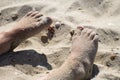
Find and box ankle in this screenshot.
[67,53,93,79]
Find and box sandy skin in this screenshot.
[0,11,98,80]
[0,11,52,55]
[39,28,98,80]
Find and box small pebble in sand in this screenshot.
[11,13,18,20]
[114,36,119,41]
[110,55,116,61]
[46,71,49,74]
[78,7,82,10]
[70,30,75,37]
[5,18,10,21]
[99,2,101,4]
[48,27,55,33]
[98,40,101,42]
[0,10,2,15]
[55,22,61,29]
[47,27,55,40]
[41,36,48,43]
[69,30,75,40]
[106,61,112,67]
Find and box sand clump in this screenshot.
[0,0,120,80]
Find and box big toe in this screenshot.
[41,17,52,25]
[75,26,84,36]
[46,17,52,25]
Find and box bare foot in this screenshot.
[70,28,98,79]
[39,28,98,80]
[0,11,52,54]
[10,11,52,50]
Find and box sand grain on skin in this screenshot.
[0,0,120,80]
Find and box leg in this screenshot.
[0,11,52,55]
[39,28,98,80]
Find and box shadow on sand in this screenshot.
[92,64,100,78]
[0,49,52,70]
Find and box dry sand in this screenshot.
[0,0,120,80]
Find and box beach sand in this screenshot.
[0,0,120,80]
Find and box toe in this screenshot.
[34,13,43,18]
[93,35,99,42]
[45,17,52,24]
[77,26,84,31]
[81,28,88,35]
[36,17,52,26]
[26,11,33,16]
[93,35,99,48]
[89,31,96,40]
[36,17,42,21]
[74,27,83,36]
[30,11,39,17]
[85,29,92,36]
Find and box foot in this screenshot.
[12,11,52,37]
[6,11,52,51]
[70,28,98,79]
[39,28,98,80]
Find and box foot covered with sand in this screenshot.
[40,27,98,80]
[70,27,99,79]
[10,11,52,50]
[0,11,52,53]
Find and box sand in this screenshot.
[0,0,120,80]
